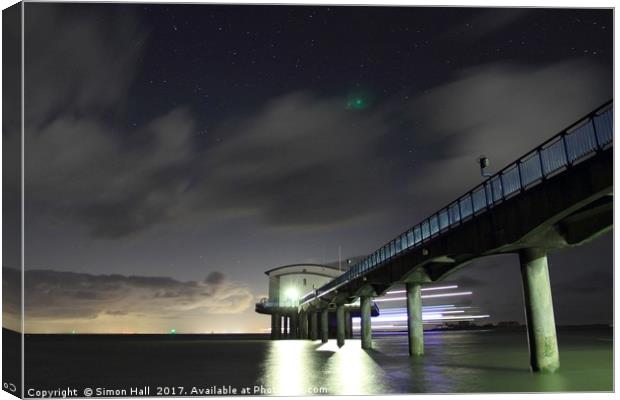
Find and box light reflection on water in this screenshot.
[258,330,613,395]
[319,340,386,395]
[260,339,386,395]
[261,341,309,395]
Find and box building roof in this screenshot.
[263,263,342,276]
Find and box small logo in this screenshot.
[3,382,17,393]
[83,388,93,397]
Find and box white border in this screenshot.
[0,2,616,400]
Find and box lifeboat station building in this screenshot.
[255,263,378,341]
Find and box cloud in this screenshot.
[23,5,192,238]
[24,4,404,239]
[27,90,400,238]
[23,4,612,240]
[401,59,612,213]
[24,5,201,238]
[441,9,530,43]
[24,4,145,124]
[205,271,226,285]
[3,268,254,325]
[192,92,398,227]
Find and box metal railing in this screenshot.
[300,101,613,305]
[256,297,299,308]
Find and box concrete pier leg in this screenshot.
[336,304,346,347]
[273,314,281,340]
[519,248,560,373]
[291,313,298,339]
[310,311,318,341]
[360,296,372,350]
[345,310,352,339]
[284,316,289,338]
[320,310,329,343]
[300,312,308,339]
[270,315,277,340]
[406,282,424,356]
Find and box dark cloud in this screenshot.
[104,310,129,316]
[441,9,530,43]
[193,92,398,227]
[2,267,21,317]
[26,89,399,238]
[24,4,145,124]
[3,268,254,325]
[205,271,226,285]
[401,59,612,215]
[408,60,611,161]
[25,105,198,239]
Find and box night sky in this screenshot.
[5,3,613,333]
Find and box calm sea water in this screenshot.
[23,328,612,396]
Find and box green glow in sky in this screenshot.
[346,96,368,110]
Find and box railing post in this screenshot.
[517,161,524,192]
[484,183,491,209]
[499,175,505,199]
[590,117,601,149]
[538,147,546,179]
[562,134,571,166]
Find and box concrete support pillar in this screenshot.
[290,313,298,339]
[286,316,291,338]
[519,248,560,373]
[336,304,346,347]
[270,315,277,340]
[310,311,318,341]
[345,310,353,339]
[300,312,308,339]
[320,310,329,343]
[406,282,424,356]
[289,316,292,338]
[273,314,281,340]
[360,296,372,350]
[283,316,289,338]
